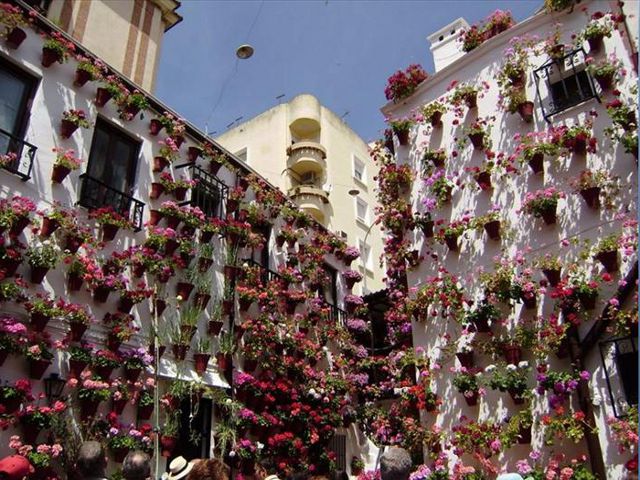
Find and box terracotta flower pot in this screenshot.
[125,367,142,382]
[149,119,163,136]
[10,216,30,236]
[149,182,164,199]
[521,295,537,310]
[527,153,544,174]
[444,233,459,251]
[112,398,127,414]
[580,187,600,209]
[41,46,62,67]
[95,365,114,380]
[64,234,84,254]
[222,299,234,315]
[102,223,119,241]
[472,316,491,333]
[580,292,597,310]
[543,268,561,287]
[187,146,201,163]
[484,220,501,240]
[175,282,194,301]
[138,404,154,420]
[243,358,257,372]
[6,27,27,49]
[80,399,100,421]
[474,171,492,190]
[455,351,474,368]
[194,353,211,375]
[209,161,223,176]
[74,69,93,88]
[173,186,188,201]
[587,34,604,53]
[65,273,82,293]
[95,88,112,107]
[68,359,88,378]
[172,135,185,148]
[153,156,170,172]
[518,101,534,123]
[194,293,211,310]
[60,119,78,139]
[226,199,239,213]
[208,320,224,335]
[463,391,479,406]
[160,435,178,458]
[154,299,167,317]
[223,265,239,281]
[165,215,181,230]
[509,388,526,405]
[503,344,522,365]
[464,92,477,108]
[518,425,532,444]
[69,322,88,341]
[468,132,485,150]
[40,217,60,237]
[429,111,443,127]
[93,286,112,303]
[0,257,21,277]
[595,72,615,91]
[420,220,434,238]
[29,358,51,379]
[216,353,231,371]
[541,208,557,225]
[124,105,140,119]
[30,266,49,284]
[395,129,409,146]
[30,312,50,332]
[595,250,619,272]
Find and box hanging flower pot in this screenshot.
[444,233,459,251]
[226,199,239,213]
[527,153,544,174]
[198,257,213,272]
[41,46,62,67]
[239,298,253,312]
[483,220,501,240]
[64,234,83,254]
[102,224,119,241]
[132,264,145,278]
[395,130,410,146]
[60,119,79,139]
[194,293,211,310]
[117,297,134,314]
[472,316,491,333]
[153,156,170,173]
[0,257,21,277]
[384,137,395,154]
[30,266,49,284]
[172,187,188,201]
[6,27,27,49]
[40,217,60,237]
[463,391,479,406]
[244,358,257,372]
[149,183,164,199]
[124,105,140,119]
[10,216,30,236]
[194,353,211,375]
[222,299,234,316]
[208,320,224,336]
[474,171,492,190]
[594,72,615,91]
[566,134,588,156]
[180,325,197,341]
[521,295,537,310]
[95,364,114,380]
[80,399,100,421]
[21,423,39,444]
[149,119,163,136]
[464,92,477,108]
[200,230,214,243]
[69,322,88,341]
[502,344,521,365]
[30,312,50,332]
[154,299,167,317]
[175,282,194,301]
[542,268,561,287]
[95,87,112,107]
[187,146,202,163]
[548,43,565,61]
[587,34,604,53]
[595,250,618,272]
[172,343,189,361]
[28,358,51,379]
[93,286,112,303]
[149,344,166,359]
[138,404,154,420]
[518,101,535,123]
[430,111,443,126]
[209,160,223,176]
[124,367,142,382]
[420,220,434,238]
[216,353,231,370]
[160,435,178,458]
[166,215,181,230]
[172,135,185,148]
[580,292,597,310]
[68,359,88,378]
[223,265,239,281]
[579,187,600,209]
[468,132,485,150]
[74,69,93,88]
[112,398,127,414]
[455,351,474,368]
[508,388,526,405]
[518,425,532,444]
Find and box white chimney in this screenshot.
[427,18,469,72]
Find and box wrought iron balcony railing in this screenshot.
[0,127,36,181]
[78,174,145,231]
[242,258,282,285]
[176,163,228,219]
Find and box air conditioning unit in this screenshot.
[300,171,318,185]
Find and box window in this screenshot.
[533,48,597,121]
[80,119,144,227]
[0,57,37,179]
[353,156,366,184]
[190,165,227,219]
[600,335,638,418]
[322,263,338,305]
[359,240,371,271]
[328,434,346,472]
[356,197,368,223]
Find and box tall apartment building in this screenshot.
[378,0,637,477]
[216,94,385,294]
[25,0,182,91]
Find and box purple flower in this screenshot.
[579,370,591,381]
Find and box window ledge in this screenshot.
[356,217,370,229]
[353,175,368,191]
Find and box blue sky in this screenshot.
[155,1,540,143]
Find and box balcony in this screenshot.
[288,185,329,223]
[0,127,36,181]
[286,141,327,175]
[178,164,228,219]
[78,174,145,231]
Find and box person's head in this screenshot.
[0,455,34,480]
[185,459,229,480]
[379,448,412,480]
[122,451,151,480]
[76,441,107,478]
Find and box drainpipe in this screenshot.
[567,262,638,479]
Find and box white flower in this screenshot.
[176,295,183,302]
[225,398,232,405]
[322,346,329,352]
[518,361,529,369]
[308,388,316,396]
[506,364,517,371]
[485,364,496,373]
[229,451,236,458]
[256,442,264,451]
[42,240,51,246]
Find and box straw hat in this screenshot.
[167,457,194,480]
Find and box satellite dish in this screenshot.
[236,44,254,59]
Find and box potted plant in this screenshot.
[24,333,53,379]
[472,209,501,240]
[579,14,614,53]
[0,379,32,414]
[486,362,530,404]
[605,98,637,132]
[60,109,90,138]
[426,169,454,206]
[542,26,564,61]
[160,411,181,457]
[122,347,153,382]
[570,169,616,209]
[51,147,82,183]
[95,74,126,107]
[422,148,446,169]
[41,31,75,67]
[535,255,562,287]
[67,343,92,378]
[414,212,434,238]
[521,187,565,225]
[58,299,92,340]
[384,64,428,103]
[553,122,596,156]
[452,368,482,406]
[74,57,101,87]
[89,206,134,241]
[593,233,620,272]
[208,301,225,336]
[516,132,559,174]
[351,457,365,476]
[586,54,622,91]
[25,242,59,283]
[421,101,446,127]
[0,3,29,49]
[119,91,150,120]
[464,301,499,332]
[388,117,415,146]
[217,332,235,371]
[449,83,480,109]
[193,335,211,375]
[437,219,469,252]
[464,118,490,150]
[24,294,59,331]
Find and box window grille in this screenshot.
[599,335,638,418]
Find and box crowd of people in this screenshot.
[0,443,422,480]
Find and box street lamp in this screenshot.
[44,373,66,404]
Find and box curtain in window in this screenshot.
[0,68,29,154]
